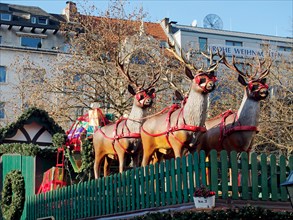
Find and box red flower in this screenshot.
[193,185,216,198]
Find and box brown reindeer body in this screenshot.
[93,94,151,178]
[141,63,222,166]
[93,60,159,178]
[198,55,271,155]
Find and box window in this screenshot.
[31,17,37,24]
[0,102,5,119]
[0,13,11,21]
[0,66,7,83]
[21,37,42,48]
[199,37,207,52]
[0,36,2,44]
[226,40,242,47]
[38,17,48,25]
[277,46,292,52]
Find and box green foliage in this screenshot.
[134,206,293,220]
[1,170,25,220]
[52,133,67,149]
[0,143,56,157]
[76,138,94,182]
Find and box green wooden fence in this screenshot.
[25,150,293,220]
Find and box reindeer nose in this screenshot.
[144,97,152,106]
[205,81,215,91]
[259,88,268,98]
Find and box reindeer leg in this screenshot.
[94,153,104,179]
[103,157,111,177]
[142,148,155,167]
[117,152,125,174]
[173,146,182,159]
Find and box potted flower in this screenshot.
[193,185,216,208]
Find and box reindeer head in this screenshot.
[167,42,223,94]
[116,59,159,108]
[222,54,272,101]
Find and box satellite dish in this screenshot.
[203,14,223,30]
[191,20,198,27]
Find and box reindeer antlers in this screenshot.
[168,39,224,73]
[222,52,272,80]
[116,57,160,91]
[167,39,198,71]
[116,58,140,89]
[201,49,224,72]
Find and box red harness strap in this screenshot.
[97,117,141,155]
[141,103,207,148]
[216,110,259,150]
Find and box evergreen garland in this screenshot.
[78,138,94,181]
[52,133,67,149]
[0,143,56,157]
[1,170,25,220]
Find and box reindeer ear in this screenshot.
[175,90,184,101]
[148,88,155,95]
[185,66,194,80]
[238,75,247,86]
[128,85,136,95]
[260,78,267,84]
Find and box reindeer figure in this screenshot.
[140,48,223,166]
[197,54,272,154]
[93,60,159,178]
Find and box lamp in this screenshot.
[280,170,293,208]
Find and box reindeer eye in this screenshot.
[252,84,259,91]
[138,95,144,100]
[199,78,206,84]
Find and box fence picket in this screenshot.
[117,174,122,212]
[160,162,166,206]
[260,154,269,200]
[170,158,177,205]
[109,175,114,214]
[126,170,131,212]
[181,156,189,203]
[210,150,218,196]
[230,151,239,199]
[98,178,102,215]
[240,152,249,200]
[279,155,288,201]
[220,150,229,199]
[200,151,207,186]
[165,160,171,205]
[155,163,160,207]
[187,154,195,201]
[113,174,118,213]
[105,176,109,214]
[270,154,278,201]
[150,164,155,207]
[140,167,145,209]
[193,152,200,188]
[130,169,135,211]
[135,168,140,210]
[176,157,183,203]
[251,152,259,200]
[145,166,150,208]
[122,172,127,212]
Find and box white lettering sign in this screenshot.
[209,45,289,59]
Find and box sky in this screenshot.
[7,0,293,38]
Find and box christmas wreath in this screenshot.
[1,170,25,220]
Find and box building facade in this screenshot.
[160,17,292,61]
[0,2,80,126]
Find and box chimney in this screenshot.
[63,1,78,22]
